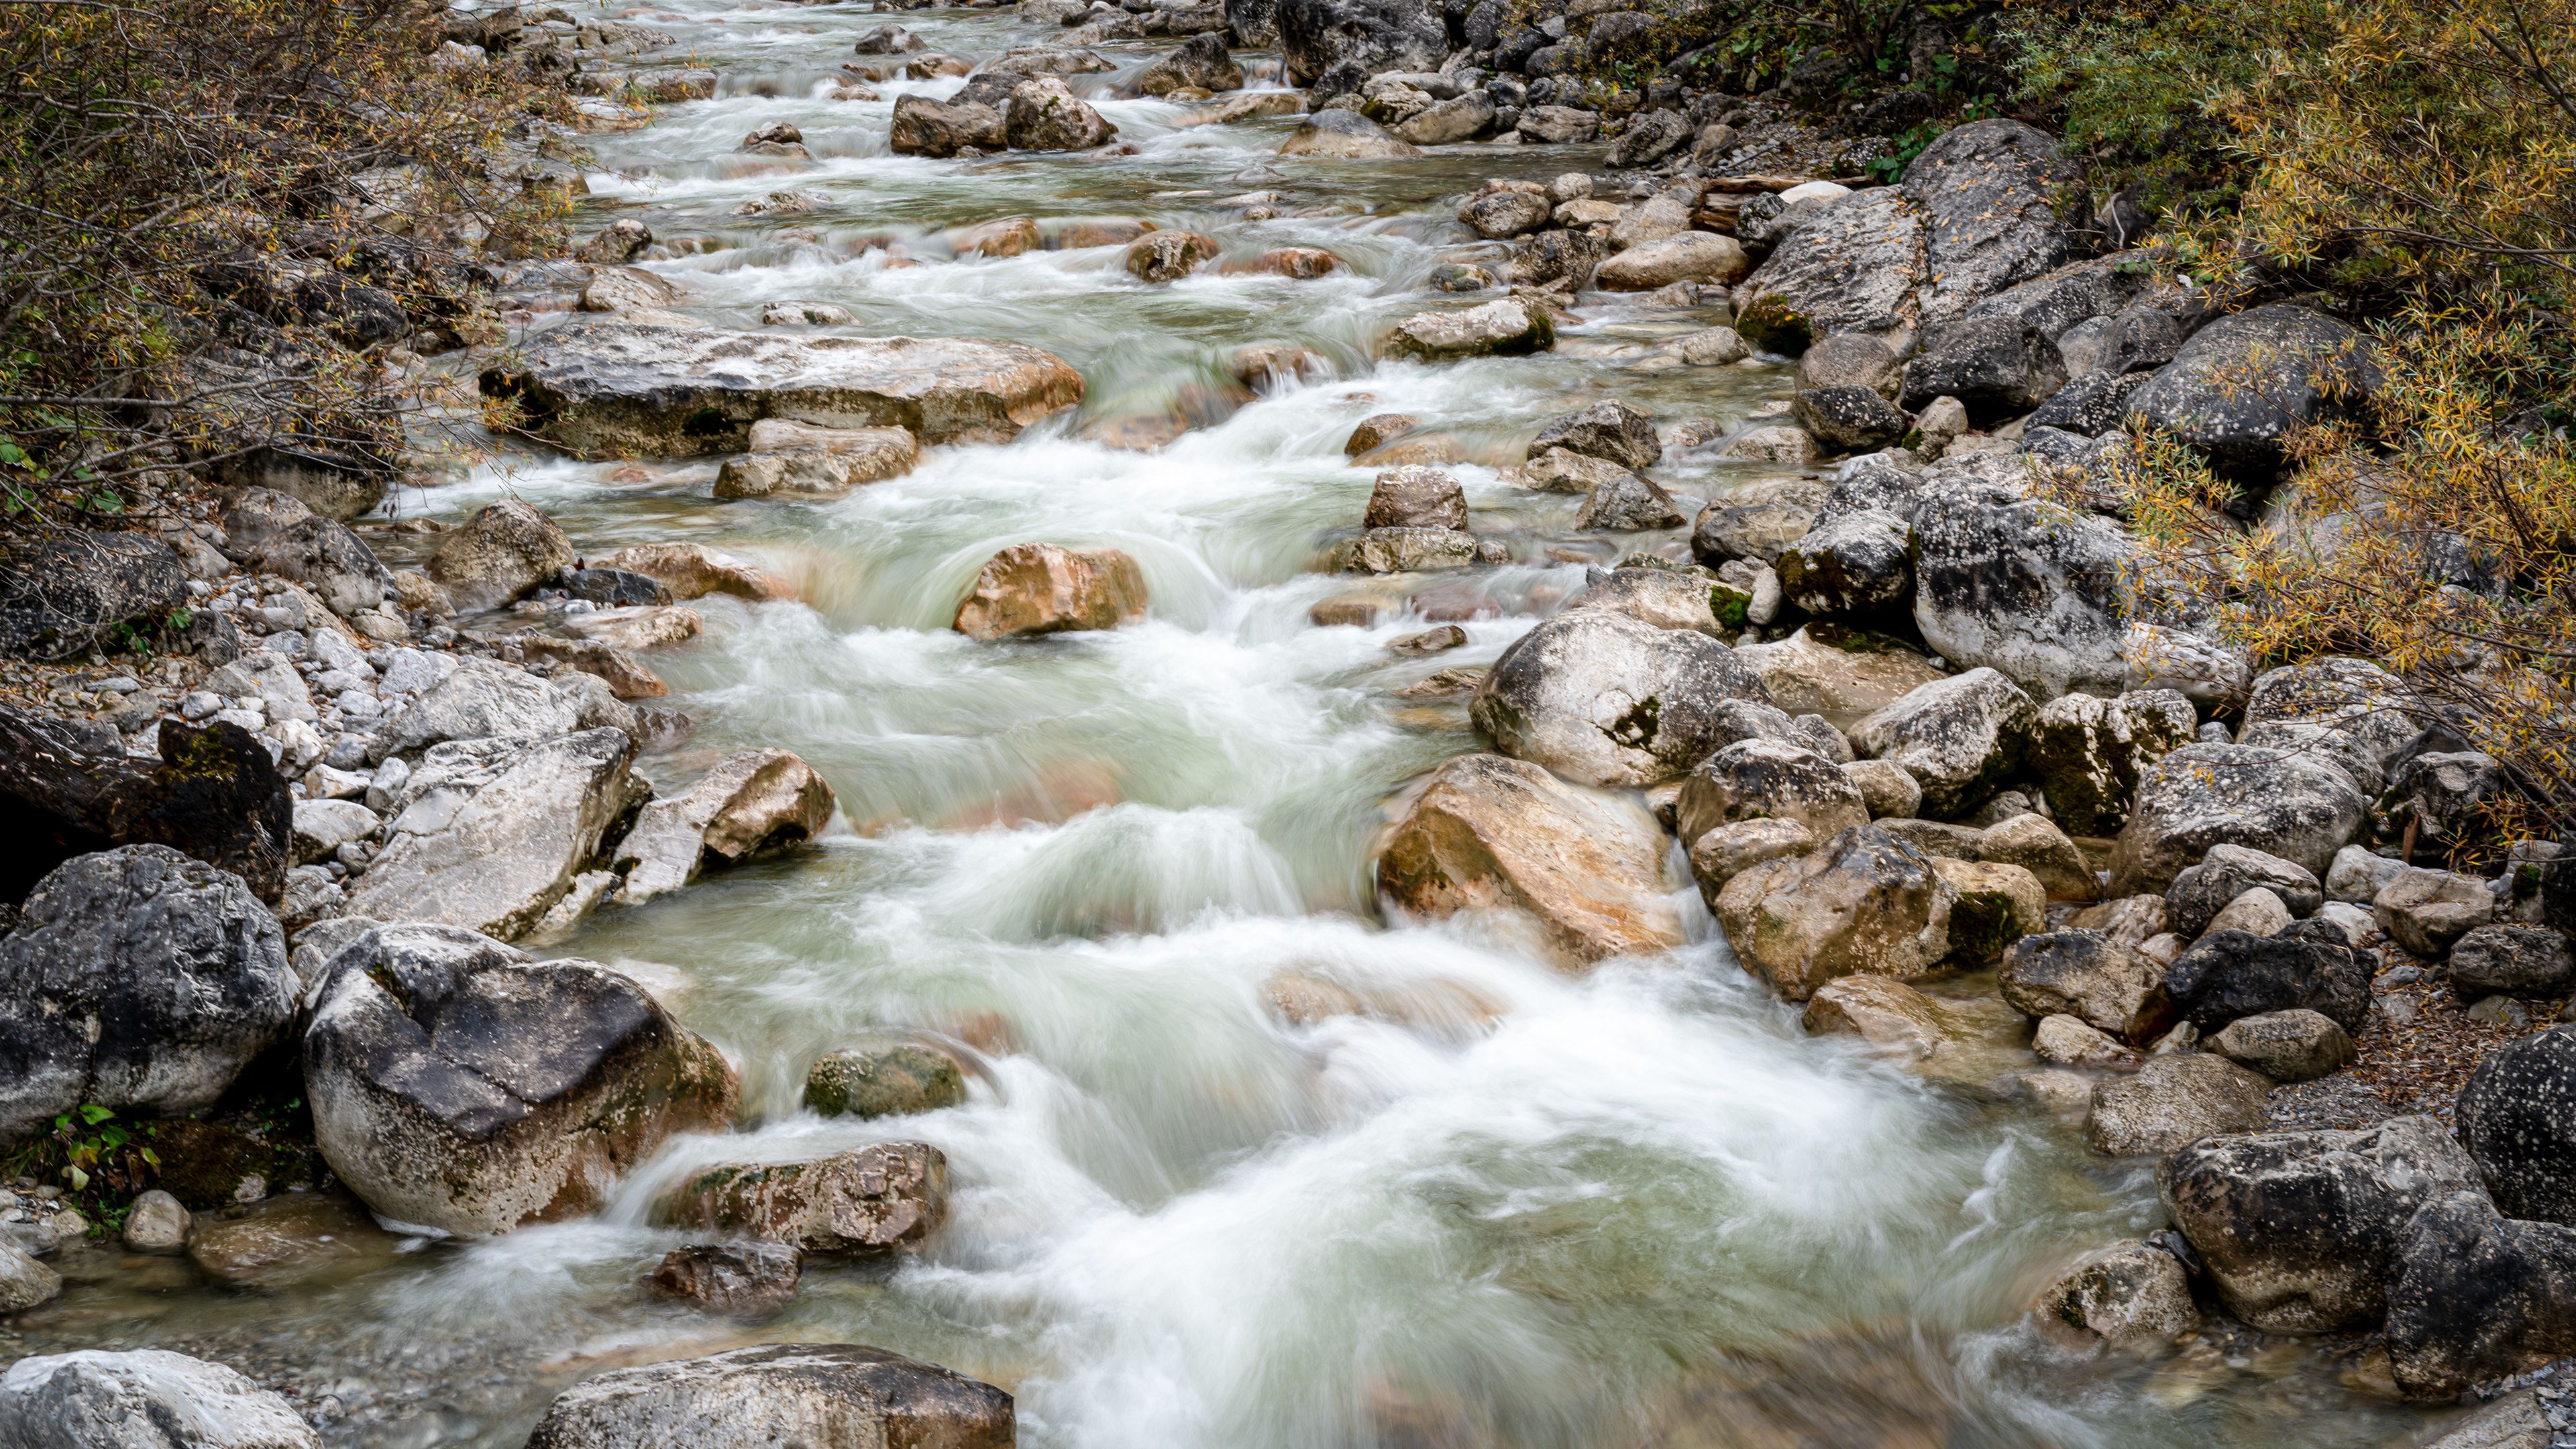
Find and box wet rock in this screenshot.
[184,1189,401,1289]
[1715,824,1955,1000]
[2386,1191,2576,1399]
[1345,414,1417,456]
[1734,189,1927,351]
[1004,76,1117,149]
[1900,119,2088,325]
[1124,229,1220,282]
[1898,317,2069,425]
[1572,568,1725,635]
[1377,752,1682,966]
[2125,305,2382,482]
[1909,470,2139,699]
[1279,108,1421,158]
[2457,1025,2576,1225]
[1688,479,1828,565]
[2042,1240,2199,1349]
[1731,625,1946,718]
[647,1241,803,1317]
[1936,857,2047,965]
[2208,1008,2353,1082]
[579,265,680,315]
[2165,844,2326,938]
[1998,928,2164,1038]
[2158,1115,2479,1332]
[1790,386,1909,456]
[1510,227,1603,289]
[1796,332,1904,399]
[1978,811,2094,901]
[889,93,1007,156]
[1365,466,1468,531]
[0,1239,61,1311]
[346,728,642,941]
[1529,400,1660,471]
[2107,743,2370,896]
[2027,689,2198,835]
[1515,104,1600,144]
[1687,818,1815,895]
[121,1190,190,1253]
[574,218,653,265]
[2162,928,2373,1034]
[2412,1391,2551,1449]
[1250,246,1342,279]
[592,543,788,602]
[0,531,189,663]
[667,1142,947,1254]
[1849,667,2035,820]
[617,749,837,902]
[482,319,1084,455]
[952,543,1147,641]
[0,707,291,904]
[1713,424,1821,465]
[1841,758,1921,820]
[1468,608,1773,788]
[556,566,672,608]
[523,1344,1011,1449]
[2451,925,2576,999]
[0,846,296,1143]
[2088,1051,2271,1156]
[1574,472,1686,531]
[1679,327,1751,366]
[1327,527,1477,573]
[1135,32,1240,94]
[1776,508,1909,616]
[1595,233,1750,291]
[305,923,739,1236]
[1675,738,1868,849]
[804,1044,967,1118]
[1385,298,1553,359]
[0,1350,319,1448]
[2373,867,2494,957]
[714,420,918,498]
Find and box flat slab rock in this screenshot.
[525,1344,1012,1449]
[482,319,1085,458]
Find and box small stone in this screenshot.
[647,1241,803,1317]
[2208,1008,2355,1083]
[2087,1052,2273,1157]
[1840,759,1921,820]
[2043,1240,2199,1349]
[121,1190,190,1253]
[2033,1014,2139,1070]
[2204,886,2294,940]
[802,1045,967,1120]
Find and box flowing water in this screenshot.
[4,6,2463,1446]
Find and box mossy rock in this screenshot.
[1709,584,1751,629]
[1807,622,1915,656]
[139,1118,323,1211]
[1734,294,1812,356]
[802,1045,967,1120]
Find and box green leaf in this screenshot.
[78,1104,114,1125]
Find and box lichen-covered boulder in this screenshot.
[1909,471,2139,699]
[2027,689,2198,835]
[2125,305,2382,482]
[2457,1025,2576,1226]
[2040,1240,2200,1350]
[303,923,739,1236]
[1377,753,1682,966]
[2385,1191,2576,1401]
[2161,928,2373,1034]
[2107,743,2369,896]
[1998,928,2164,1038]
[2237,657,2425,797]
[0,846,296,1143]
[1527,400,1660,470]
[1900,119,2090,325]
[1470,609,1774,788]
[523,1345,1011,1449]
[2088,1052,2271,1157]
[665,1143,946,1254]
[1849,667,2036,820]
[1733,189,1927,352]
[2158,1116,2479,1332]
[1275,0,1444,83]
[2165,843,2325,938]
[2208,1009,2353,1083]
[1674,737,1868,849]
[1776,508,1911,617]
[0,1349,321,1449]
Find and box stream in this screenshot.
[3,4,2453,1446]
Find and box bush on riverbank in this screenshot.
[2012,0,2576,844]
[0,0,572,539]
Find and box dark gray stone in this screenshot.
[1776,508,1910,617]
[2162,928,2374,1033]
[1900,119,2090,323]
[0,533,189,662]
[2450,925,2576,1000]
[2457,1024,2576,1226]
[1276,0,1445,84]
[2166,843,2326,938]
[2386,1191,2576,1400]
[1898,317,2069,425]
[2125,304,2383,482]
[1528,399,1660,470]
[1790,385,1909,454]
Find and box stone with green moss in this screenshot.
[803,1046,966,1120]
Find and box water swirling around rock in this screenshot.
[5,3,2436,1446]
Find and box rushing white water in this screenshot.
[8,5,2448,1446]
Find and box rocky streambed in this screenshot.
[1,0,2571,1446]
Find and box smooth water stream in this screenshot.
[5,5,2458,1446]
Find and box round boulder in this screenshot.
[1469,608,1774,788]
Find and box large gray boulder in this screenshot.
[2237,657,2425,798]
[345,728,643,942]
[1776,508,1911,616]
[370,653,631,762]
[1469,609,1774,788]
[523,1345,1012,1449]
[1849,667,2036,819]
[2386,1192,2576,1400]
[2457,1025,2576,1226]
[1275,0,1444,83]
[2162,928,2373,1034]
[1998,928,2164,1038]
[2107,742,2369,895]
[481,319,1085,457]
[1732,189,1927,353]
[1898,317,2069,425]
[303,923,739,1236]
[0,531,189,663]
[2165,843,2324,937]
[2125,304,2382,482]
[1901,119,2090,325]
[0,1349,321,1449]
[2087,1052,2271,1157]
[2157,1116,2480,1332]
[0,846,296,1143]
[426,499,574,613]
[1909,470,2139,699]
